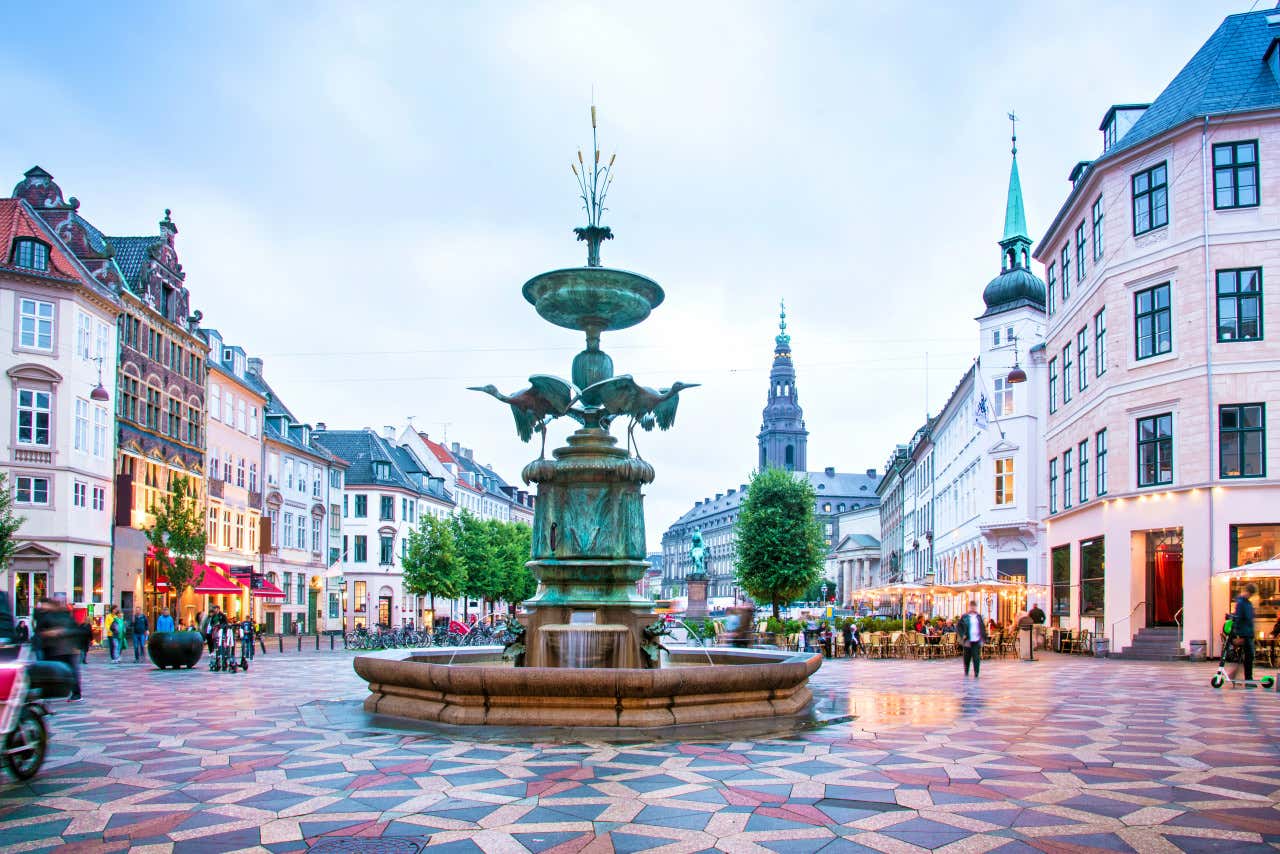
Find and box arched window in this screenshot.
[784,445,795,469]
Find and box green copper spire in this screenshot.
[774,298,791,353]
[1002,111,1028,243]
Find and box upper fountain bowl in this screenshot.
[523,267,665,332]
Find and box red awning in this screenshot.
[192,564,245,595]
[253,579,286,599]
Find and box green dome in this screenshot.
[982,265,1046,314]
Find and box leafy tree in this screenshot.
[403,514,464,614]
[494,522,535,612]
[452,512,496,617]
[0,473,26,572]
[146,475,207,614]
[734,467,826,619]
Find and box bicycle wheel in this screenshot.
[4,707,47,781]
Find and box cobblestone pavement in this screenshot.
[1,649,1278,853]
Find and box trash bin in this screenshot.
[1188,640,1207,662]
[1092,637,1110,657]
[1018,625,1034,660]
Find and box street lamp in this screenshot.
[89,356,111,402]
[820,582,828,605]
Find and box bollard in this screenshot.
[343,633,348,650]
[315,634,320,651]
[278,635,283,653]
[330,634,335,650]
[297,635,302,652]
[259,637,266,654]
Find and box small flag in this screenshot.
[975,394,991,430]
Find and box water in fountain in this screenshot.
[668,619,717,667]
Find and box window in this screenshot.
[93,406,108,457]
[993,377,1013,416]
[296,463,307,494]
[168,398,183,441]
[12,239,49,271]
[73,556,85,602]
[73,398,89,451]
[1062,343,1072,404]
[267,509,278,547]
[1075,221,1086,281]
[209,384,220,422]
[331,505,341,533]
[18,298,54,350]
[373,461,390,479]
[1078,439,1089,504]
[1213,141,1258,209]
[1049,459,1058,514]
[17,389,51,446]
[296,574,305,607]
[15,476,49,504]
[145,386,161,430]
[283,513,295,549]
[73,481,86,508]
[237,458,245,488]
[354,580,367,612]
[1048,358,1058,414]
[283,572,293,605]
[1219,403,1265,478]
[1096,429,1108,495]
[1060,245,1070,301]
[249,463,258,493]
[1076,328,1088,392]
[354,495,367,517]
[1137,413,1174,487]
[343,495,348,517]
[1135,283,1171,359]
[92,485,105,511]
[1091,195,1104,261]
[380,535,394,565]
[1048,263,1057,314]
[92,557,104,604]
[77,312,92,359]
[1063,449,1073,509]
[353,535,367,563]
[1132,161,1168,234]
[994,457,1014,506]
[223,391,233,425]
[235,514,244,549]
[313,470,321,497]
[312,517,321,553]
[330,470,341,488]
[380,495,394,521]
[1080,537,1105,617]
[208,507,219,544]
[1051,545,1070,616]
[1216,268,1262,342]
[1094,308,1107,376]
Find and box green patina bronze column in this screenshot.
[468,106,698,667]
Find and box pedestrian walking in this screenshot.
[841,621,854,657]
[15,619,29,644]
[33,598,82,702]
[132,610,149,662]
[958,600,988,679]
[110,607,125,662]
[240,617,255,662]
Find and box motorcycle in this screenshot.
[0,644,55,781]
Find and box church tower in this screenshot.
[758,301,808,472]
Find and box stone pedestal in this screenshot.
[686,574,709,620]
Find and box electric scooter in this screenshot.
[1210,637,1276,688]
[0,644,55,781]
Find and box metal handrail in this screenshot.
[1173,607,1184,642]
[1111,600,1146,641]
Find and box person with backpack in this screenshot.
[132,610,149,662]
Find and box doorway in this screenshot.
[378,596,392,627]
[1145,529,1183,627]
[14,571,48,619]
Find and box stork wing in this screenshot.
[511,405,536,443]
[528,375,575,415]
[653,384,695,430]
[580,375,639,414]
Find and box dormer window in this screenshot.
[12,239,49,272]
[373,461,391,480]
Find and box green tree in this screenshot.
[402,514,464,615]
[452,512,496,618]
[0,473,26,572]
[146,475,207,615]
[494,522,535,613]
[734,467,826,619]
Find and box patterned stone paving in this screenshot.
[0,649,1277,853]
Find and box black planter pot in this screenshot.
[147,631,204,669]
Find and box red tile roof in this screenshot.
[0,198,89,286]
[419,433,456,465]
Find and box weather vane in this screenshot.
[572,104,617,267]
[1008,110,1018,155]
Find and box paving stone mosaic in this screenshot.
[0,650,1276,852]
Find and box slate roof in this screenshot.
[312,430,446,503]
[834,533,881,552]
[108,235,161,292]
[667,469,881,530]
[1039,9,1280,253]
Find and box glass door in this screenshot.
[14,571,48,619]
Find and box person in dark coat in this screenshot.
[33,599,81,702]
[957,601,989,679]
[1230,583,1258,682]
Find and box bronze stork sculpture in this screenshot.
[579,375,699,458]
[467,375,576,458]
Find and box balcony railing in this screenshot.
[13,448,53,465]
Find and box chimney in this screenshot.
[315,422,326,432]
[824,466,836,477]
[866,468,877,478]
[715,493,723,501]
[451,441,460,455]
[383,425,396,440]
[247,357,263,376]
[695,500,702,507]
[727,488,735,495]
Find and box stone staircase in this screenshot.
[1110,626,1188,661]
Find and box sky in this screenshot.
[1,0,1251,549]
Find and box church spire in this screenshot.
[774,298,791,355]
[999,111,1031,271]
[759,299,807,472]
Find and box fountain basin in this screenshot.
[354,646,821,729]
[522,267,664,332]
